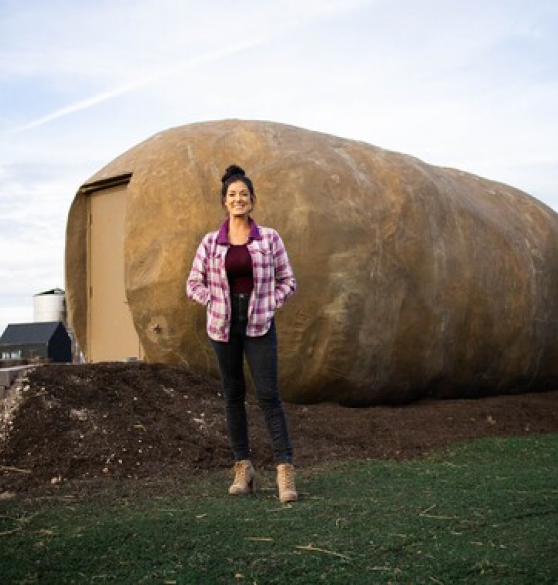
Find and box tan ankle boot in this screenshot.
[229,460,256,495]
[277,463,297,503]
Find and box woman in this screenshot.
[186,164,297,503]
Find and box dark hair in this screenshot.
[221,164,255,198]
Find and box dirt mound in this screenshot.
[1,362,558,495]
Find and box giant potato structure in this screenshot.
[66,119,558,405]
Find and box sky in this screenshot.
[1,0,557,335]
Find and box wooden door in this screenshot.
[87,185,143,361]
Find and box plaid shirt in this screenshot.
[186,218,296,342]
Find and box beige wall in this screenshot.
[87,185,143,362]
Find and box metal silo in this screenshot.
[33,288,66,324]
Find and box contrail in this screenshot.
[6,0,372,135]
[6,36,267,135]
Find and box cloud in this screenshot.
[1,0,558,341]
[0,307,34,334]
[0,165,69,279]
[6,38,264,134]
[3,0,373,134]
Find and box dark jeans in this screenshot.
[210,292,294,464]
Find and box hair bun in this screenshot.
[222,164,245,183]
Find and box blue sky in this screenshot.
[1,0,557,335]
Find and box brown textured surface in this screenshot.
[1,363,557,497]
[65,119,558,404]
[64,193,88,356]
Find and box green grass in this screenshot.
[2,435,558,584]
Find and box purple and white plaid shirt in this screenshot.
[186,217,296,342]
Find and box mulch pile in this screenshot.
[1,362,557,497]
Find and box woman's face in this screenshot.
[224,180,253,218]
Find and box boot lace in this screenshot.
[233,461,251,485]
[278,465,295,491]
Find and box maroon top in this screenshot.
[225,244,254,294]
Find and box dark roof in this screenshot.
[34,288,65,296]
[0,321,66,345]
